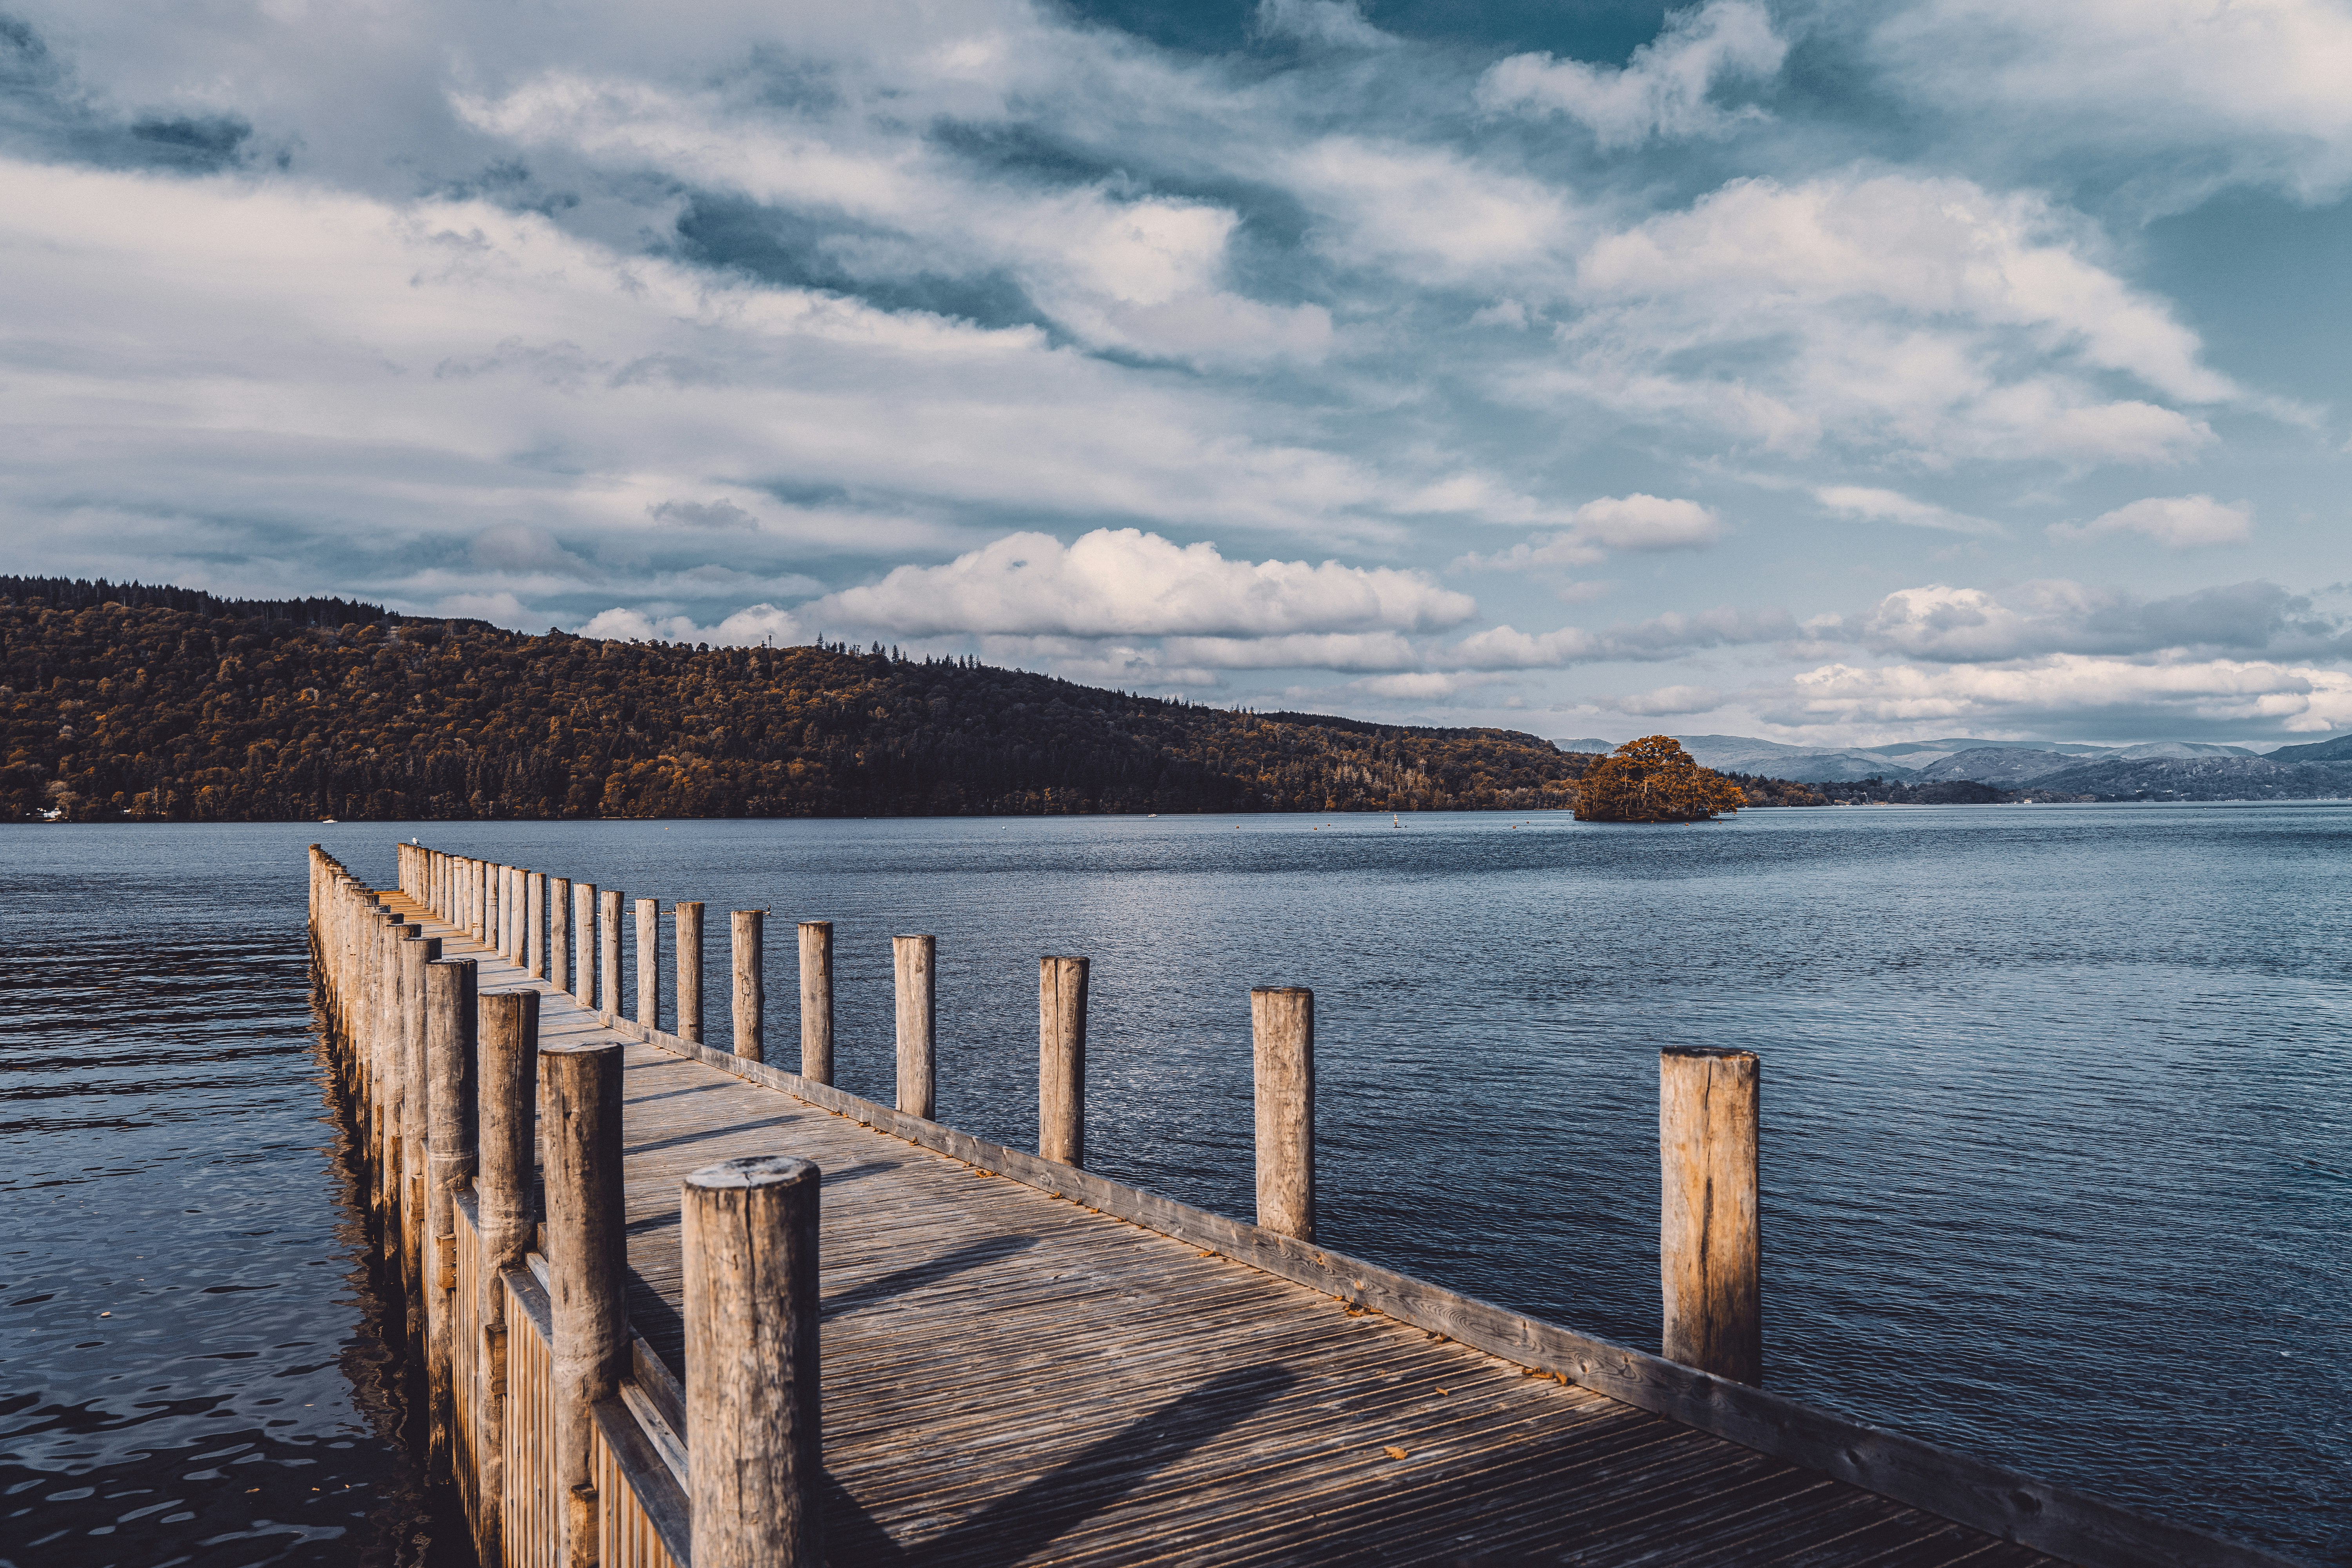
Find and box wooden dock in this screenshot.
[309,842,2305,1568]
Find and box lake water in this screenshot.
[2,806,2346,1564]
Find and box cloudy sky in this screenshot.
[4,0,2351,746]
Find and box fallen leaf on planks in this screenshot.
[1434,1388,1450,1396]
[1383,1446,1409,1461]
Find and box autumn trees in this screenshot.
[1572,735,1747,823]
[0,583,1593,822]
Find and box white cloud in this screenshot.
[1871,0,2352,200]
[1287,137,1581,285]
[811,528,1476,638]
[1449,494,1724,570]
[1572,494,1725,550]
[1607,682,1726,715]
[1814,485,2005,535]
[1837,578,2339,662]
[1479,0,1787,147]
[1446,605,1797,668]
[1543,173,2234,465]
[2049,494,2253,548]
[455,72,1332,370]
[0,156,1445,622]
[577,601,801,645]
[1757,653,2352,733]
[1256,0,1393,49]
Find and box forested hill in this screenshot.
[0,581,1591,822]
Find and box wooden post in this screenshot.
[1660,1046,1762,1386]
[540,1041,627,1568]
[489,863,504,955]
[1038,956,1089,1168]
[423,955,477,1479]
[474,988,540,1568]
[798,921,833,1085]
[549,875,572,995]
[526,871,544,976]
[636,898,661,1031]
[573,882,597,1011]
[398,931,436,1368]
[1251,986,1314,1241]
[732,911,764,1062]
[893,934,935,1119]
[600,889,623,1021]
[677,901,706,1044]
[684,1155,822,1568]
[512,868,528,964]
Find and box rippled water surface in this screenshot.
[3,807,2347,1563]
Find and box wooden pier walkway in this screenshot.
[314,844,2303,1568]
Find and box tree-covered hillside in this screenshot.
[0,580,1594,821]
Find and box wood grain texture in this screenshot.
[637,899,661,1032]
[367,875,2308,1568]
[798,921,833,1085]
[1661,1046,1762,1386]
[1251,986,1314,1242]
[1038,956,1087,1168]
[893,934,935,1119]
[675,902,704,1045]
[684,1155,821,1567]
[730,910,763,1064]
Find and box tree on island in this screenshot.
[1573,735,1747,822]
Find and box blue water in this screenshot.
[2,806,2346,1563]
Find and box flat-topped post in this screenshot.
[549,875,572,994]
[732,910,764,1062]
[599,889,623,1020]
[422,955,476,1479]
[1660,1046,1762,1386]
[473,987,539,1568]
[526,871,544,976]
[541,1040,627,1568]
[1039,956,1089,1167]
[572,882,597,1009]
[677,901,706,1044]
[397,929,435,1350]
[636,898,661,1031]
[1252,986,1314,1242]
[799,921,833,1085]
[684,1156,823,1568]
[894,935,936,1119]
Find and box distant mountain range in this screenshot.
[1646,733,2352,802]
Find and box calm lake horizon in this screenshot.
[3,804,2346,1563]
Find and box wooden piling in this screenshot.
[549,875,571,995]
[600,889,623,1022]
[475,988,540,1568]
[677,901,706,1044]
[636,898,661,1031]
[526,871,544,976]
[423,955,477,1479]
[683,1155,822,1568]
[1659,1046,1762,1387]
[894,934,936,1120]
[1038,956,1089,1168]
[1251,986,1314,1242]
[798,921,833,1085]
[731,911,764,1062]
[398,931,436,1365]
[540,1041,628,1568]
[574,882,598,1011]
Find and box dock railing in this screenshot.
[305,839,2303,1568]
